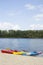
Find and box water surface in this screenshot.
[0,38,43,52]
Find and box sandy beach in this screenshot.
[0,51,43,65]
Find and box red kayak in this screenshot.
[1,49,14,54]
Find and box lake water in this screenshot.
[0,38,43,52]
[0,38,43,57]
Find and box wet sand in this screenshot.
[0,51,43,65]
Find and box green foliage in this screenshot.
[0,30,43,38]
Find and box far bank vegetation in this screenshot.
[0,30,43,38]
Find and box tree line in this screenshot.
[0,30,43,38]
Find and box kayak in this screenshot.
[1,49,14,54]
[26,52,39,56]
[13,51,26,55]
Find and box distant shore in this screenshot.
[0,30,43,38]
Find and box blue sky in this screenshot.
[0,0,43,30]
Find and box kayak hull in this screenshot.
[1,50,14,54]
[13,51,26,55]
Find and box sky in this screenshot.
[0,0,43,30]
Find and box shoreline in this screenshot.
[0,51,43,65]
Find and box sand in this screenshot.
[0,51,43,65]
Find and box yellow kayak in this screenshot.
[13,51,25,55]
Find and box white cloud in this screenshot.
[29,24,43,30]
[38,5,43,12]
[0,22,20,30]
[25,4,43,11]
[25,4,35,10]
[34,14,43,21]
